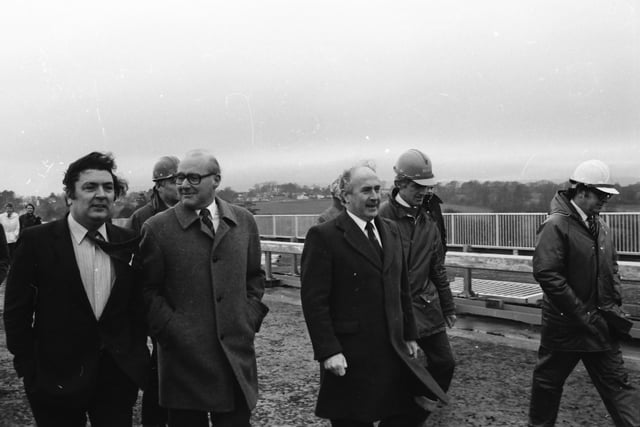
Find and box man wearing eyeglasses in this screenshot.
[136,149,268,427]
[529,160,639,426]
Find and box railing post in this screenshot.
[460,245,474,297]
[264,250,273,280]
[495,214,500,247]
[291,237,300,275]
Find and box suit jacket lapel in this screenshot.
[336,212,382,269]
[376,216,395,273]
[52,218,96,319]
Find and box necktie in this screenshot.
[587,215,599,239]
[85,230,140,262]
[365,221,383,260]
[200,208,214,233]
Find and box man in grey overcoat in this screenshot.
[136,149,269,427]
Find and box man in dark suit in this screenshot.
[301,163,447,427]
[136,149,268,427]
[3,152,150,427]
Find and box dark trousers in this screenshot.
[417,330,456,393]
[26,352,139,427]
[529,344,640,427]
[167,383,250,427]
[142,338,168,426]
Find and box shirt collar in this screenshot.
[570,199,589,223]
[68,214,109,245]
[395,192,412,208]
[346,209,377,233]
[197,199,218,217]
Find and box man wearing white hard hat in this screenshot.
[529,160,639,426]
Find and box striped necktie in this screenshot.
[200,208,214,233]
[587,215,598,239]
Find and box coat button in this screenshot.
[220,334,225,341]
[216,295,223,302]
[212,256,219,262]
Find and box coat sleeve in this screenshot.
[135,224,174,341]
[300,226,342,361]
[245,215,268,332]
[3,230,37,378]
[533,217,590,323]
[400,251,419,341]
[431,238,455,316]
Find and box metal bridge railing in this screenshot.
[255,212,640,254]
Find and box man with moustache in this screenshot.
[529,160,639,426]
[379,149,456,402]
[136,149,268,427]
[301,162,447,427]
[129,155,180,427]
[3,152,150,427]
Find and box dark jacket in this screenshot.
[533,191,621,351]
[129,191,170,233]
[424,193,447,252]
[18,213,42,235]
[301,211,447,422]
[379,189,454,337]
[3,217,150,405]
[137,198,268,411]
[0,224,8,283]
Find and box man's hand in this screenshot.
[445,314,457,328]
[406,340,419,358]
[323,353,348,376]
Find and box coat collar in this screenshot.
[173,197,238,243]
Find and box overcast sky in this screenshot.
[1,0,638,196]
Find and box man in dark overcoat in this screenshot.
[136,149,269,427]
[3,152,150,427]
[529,159,639,426]
[301,163,447,427]
[379,149,456,398]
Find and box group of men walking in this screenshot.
[1,149,638,426]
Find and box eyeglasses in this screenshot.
[175,172,218,185]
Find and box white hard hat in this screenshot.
[570,159,619,195]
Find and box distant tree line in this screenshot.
[436,181,640,213]
[2,181,639,222]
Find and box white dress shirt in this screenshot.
[68,215,114,319]
[346,210,382,249]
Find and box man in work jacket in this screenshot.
[379,149,456,399]
[529,159,639,427]
[129,155,179,427]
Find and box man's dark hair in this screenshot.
[63,152,128,200]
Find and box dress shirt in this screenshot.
[346,210,382,249]
[197,199,220,232]
[68,215,114,319]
